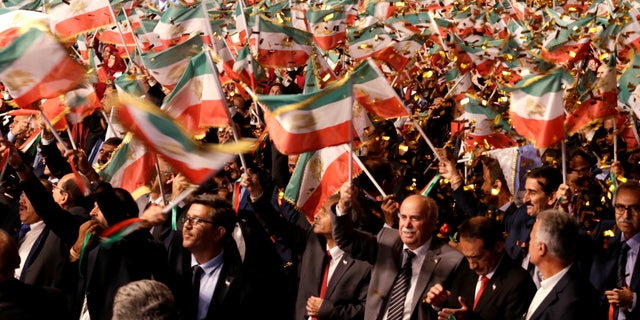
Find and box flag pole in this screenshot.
[106,5,134,67]
[613,118,618,162]
[101,110,121,139]
[348,85,354,184]
[38,110,71,153]
[161,185,199,215]
[153,153,169,206]
[412,119,443,162]
[65,127,78,150]
[351,152,386,197]
[561,138,567,184]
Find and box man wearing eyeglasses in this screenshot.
[591,180,640,319]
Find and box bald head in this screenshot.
[0,230,19,280]
[398,195,438,249]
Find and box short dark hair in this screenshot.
[188,194,236,238]
[526,166,562,196]
[458,216,504,251]
[113,188,139,218]
[0,230,19,277]
[480,156,509,193]
[104,137,123,147]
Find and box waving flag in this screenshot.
[97,11,137,57]
[508,68,567,148]
[114,92,252,184]
[141,35,203,90]
[619,51,640,120]
[347,23,394,60]
[0,9,49,35]
[306,7,347,51]
[161,51,230,137]
[257,78,353,154]
[257,16,313,67]
[97,132,154,200]
[351,59,409,119]
[48,0,114,40]
[540,11,593,65]
[456,94,517,150]
[304,46,337,93]
[565,54,618,135]
[152,4,210,50]
[0,27,86,108]
[284,144,362,223]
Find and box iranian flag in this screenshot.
[98,11,137,58]
[306,7,347,51]
[284,144,362,223]
[234,1,250,45]
[619,51,640,120]
[141,35,203,90]
[508,68,566,148]
[456,94,517,150]
[565,54,618,135]
[161,51,230,137]
[371,35,423,71]
[153,4,210,50]
[303,46,337,93]
[0,9,49,35]
[48,0,114,40]
[347,23,394,60]
[224,45,258,90]
[257,78,353,154]
[351,59,409,119]
[257,16,313,68]
[63,85,102,124]
[540,12,592,65]
[2,0,42,10]
[0,27,86,108]
[115,92,251,185]
[136,19,162,52]
[97,132,155,200]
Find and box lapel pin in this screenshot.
[342,260,347,265]
[492,284,496,290]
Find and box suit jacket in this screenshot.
[165,208,287,320]
[0,278,69,320]
[250,194,371,320]
[19,226,77,301]
[445,255,536,320]
[20,175,168,320]
[332,212,464,320]
[527,265,599,320]
[590,229,640,319]
[503,206,534,262]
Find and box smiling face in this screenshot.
[398,195,437,250]
[523,177,555,217]
[18,192,41,225]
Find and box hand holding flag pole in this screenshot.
[38,110,73,153]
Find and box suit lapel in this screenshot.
[474,257,510,312]
[528,268,571,320]
[326,255,353,298]
[410,242,442,312]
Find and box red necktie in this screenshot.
[313,251,332,320]
[474,276,490,310]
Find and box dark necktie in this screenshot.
[386,249,415,320]
[18,224,30,242]
[617,242,630,287]
[192,266,204,314]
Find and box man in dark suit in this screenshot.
[524,210,599,320]
[1,141,168,320]
[332,183,464,320]
[175,194,284,320]
[426,216,536,320]
[0,229,68,319]
[243,169,372,320]
[591,181,640,320]
[15,186,77,309]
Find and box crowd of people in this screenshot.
[1,14,640,319]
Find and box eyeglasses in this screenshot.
[182,215,215,226]
[614,204,640,216]
[52,184,66,194]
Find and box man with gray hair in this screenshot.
[524,210,598,320]
[112,279,177,320]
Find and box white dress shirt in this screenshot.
[15,220,45,279]
[525,264,572,320]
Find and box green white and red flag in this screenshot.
[303,46,337,93]
[0,9,49,35]
[97,132,155,200]
[225,45,258,90]
[540,11,593,66]
[284,143,362,223]
[618,50,640,120]
[455,94,517,150]
[97,11,137,58]
[306,7,347,51]
[141,35,203,90]
[63,84,102,124]
[161,51,230,137]
[256,16,313,68]
[257,77,353,154]
[0,27,86,108]
[48,0,115,40]
[114,92,251,185]
[347,23,394,60]
[2,0,42,10]
[508,68,567,148]
[152,4,210,50]
[135,19,162,52]
[565,54,618,135]
[351,59,409,119]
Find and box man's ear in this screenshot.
[214,226,226,241]
[546,191,557,207]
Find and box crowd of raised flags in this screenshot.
[0,0,640,221]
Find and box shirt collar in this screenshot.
[28,220,45,232]
[623,232,640,251]
[540,264,572,290]
[191,250,224,275]
[327,245,345,261]
[403,237,432,257]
